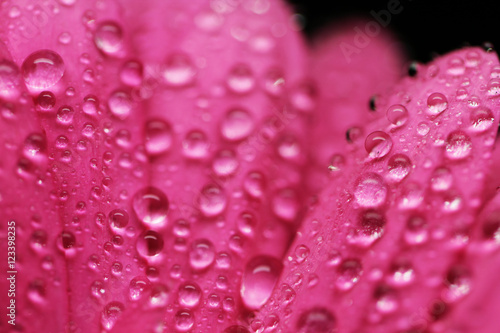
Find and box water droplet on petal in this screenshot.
[349,210,386,247]
[443,266,471,302]
[136,230,164,257]
[237,211,257,236]
[431,167,453,191]
[198,184,226,217]
[108,90,132,120]
[175,309,194,332]
[149,284,170,308]
[387,153,411,182]
[297,307,336,333]
[212,149,238,177]
[272,188,299,221]
[120,60,143,86]
[145,119,173,156]
[56,106,74,125]
[22,50,65,90]
[354,173,387,208]
[224,325,250,333]
[108,209,129,231]
[178,282,202,308]
[240,256,282,310]
[336,259,362,291]
[386,104,408,126]
[0,59,22,100]
[182,130,209,159]
[133,187,169,228]
[244,171,265,198]
[227,64,255,94]
[404,215,428,245]
[101,301,124,330]
[163,53,196,87]
[94,21,124,55]
[470,107,494,132]
[83,94,99,115]
[365,131,392,159]
[445,131,472,160]
[221,108,254,141]
[129,276,151,301]
[427,93,448,115]
[189,239,215,271]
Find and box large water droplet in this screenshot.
[56,106,74,125]
[198,184,226,217]
[445,131,472,160]
[427,92,448,115]
[94,21,124,55]
[354,173,387,208]
[136,230,164,257]
[133,187,169,228]
[297,307,336,333]
[365,131,392,159]
[101,301,124,330]
[349,210,386,247]
[443,266,471,303]
[120,60,143,86]
[178,282,202,308]
[149,284,170,308]
[240,255,282,310]
[22,50,65,90]
[431,167,453,192]
[189,239,215,271]
[221,108,254,141]
[213,149,238,177]
[23,133,47,162]
[145,119,173,156]
[35,91,56,111]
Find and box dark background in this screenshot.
[286,0,497,62]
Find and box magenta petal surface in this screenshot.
[255,47,500,332]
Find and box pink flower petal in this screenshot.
[256,47,500,332]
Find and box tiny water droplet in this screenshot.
[175,309,194,332]
[198,184,226,217]
[120,60,143,86]
[244,171,266,198]
[101,301,124,330]
[108,90,132,120]
[189,239,215,271]
[387,153,411,182]
[163,54,196,87]
[0,59,22,100]
[178,282,202,308]
[227,64,255,94]
[221,108,254,141]
[213,149,238,177]
[182,130,209,159]
[336,259,362,291]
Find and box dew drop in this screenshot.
[227,64,255,94]
[108,209,129,231]
[133,187,169,228]
[108,90,132,120]
[23,133,47,162]
[272,188,299,221]
[487,78,500,97]
[297,307,336,333]
[443,266,471,303]
[178,282,202,308]
[83,94,99,115]
[35,91,56,111]
[470,107,494,132]
[0,59,22,100]
[101,301,124,330]
[431,167,453,192]
[224,325,250,333]
[56,106,74,125]
[189,239,215,271]
[221,108,254,141]
[213,149,238,177]
[404,215,428,245]
[136,230,164,257]
[182,130,209,159]
[198,184,226,217]
[237,211,257,236]
[336,259,362,291]
[149,284,170,308]
[365,131,392,159]
[349,210,386,247]
[374,285,398,313]
[244,171,266,198]
[120,60,143,86]
[21,50,65,90]
[445,131,472,160]
[129,276,151,301]
[94,21,123,55]
[145,119,173,156]
[387,153,411,182]
[175,309,194,332]
[386,104,409,126]
[163,54,196,87]
[446,57,465,76]
[241,256,282,310]
[354,173,387,208]
[427,93,448,115]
